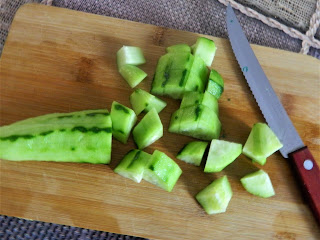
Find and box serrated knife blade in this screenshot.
[226,4,319,224]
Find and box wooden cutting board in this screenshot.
[1,3,319,239]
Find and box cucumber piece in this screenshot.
[168,108,184,133]
[240,169,275,198]
[185,55,208,93]
[130,89,166,115]
[166,44,191,53]
[117,46,146,68]
[204,140,242,173]
[132,108,163,149]
[192,37,217,67]
[177,141,208,166]
[206,70,224,99]
[114,149,152,183]
[119,65,147,88]
[243,123,283,165]
[151,54,172,95]
[180,91,219,115]
[111,101,137,144]
[143,150,182,192]
[196,176,233,214]
[0,110,112,164]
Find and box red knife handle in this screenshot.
[289,146,320,224]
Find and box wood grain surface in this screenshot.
[1,4,319,240]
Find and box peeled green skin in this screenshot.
[192,37,217,67]
[0,109,112,164]
[177,141,208,166]
[110,101,137,144]
[143,150,182,192]
[132,108,163,149]
[243,123,283,165]
[196,176,233,214]
[240,170,275,198]
[204,140,242,173]
[114,149,152,183]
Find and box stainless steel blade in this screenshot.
[226,4,304,158]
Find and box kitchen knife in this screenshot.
[226,4,320,224]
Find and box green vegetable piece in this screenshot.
[130,89,167,115]
[111,101,137,144]
[151,54,172,95]
[180,91,219,115]
[117,46,146,68]
[243,123,283,165]
[114,149,151,183]
[168,108,183,133]
[132,108,163,149]
[119,65,147,88]
[177,141,208,166]
[196,176,233,214]
[0,110,112,164]
[185,55,208,93]
[166,44,191,53]
[241,169,275,198]
[143,150,182,192]
[192,37,217,67]
[206,70,224,99]
[204,140,242,172]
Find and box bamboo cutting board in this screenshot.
[1,4,319,240]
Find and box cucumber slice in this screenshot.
[119,65,147,88]
[166,44,191,53]
[180,91,219,115]
[117,46,146,68]
[192,37,217,67]
[196,176,233,214]
[111,101,137,144]
[151,54,172,95]
[243,123,283,165]
[132,108,163,149]
[240,169,275,198]
[206,70,224,100]
[130,89,166,115]
[177,141,208,166]
[143,150,182,192]
[204,140,242,173]
[114,149,151,183]
[185,55,209,93]
[0,110,112,164]
[168,108,183,133]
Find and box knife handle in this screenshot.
[289,146,320,224]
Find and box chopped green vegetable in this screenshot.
[206,70,224,100]
[177,141,208,166]
[117,46,146,68]
[192,37,217,67]
[119,65,147,88]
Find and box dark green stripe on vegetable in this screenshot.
[114,104,129,114]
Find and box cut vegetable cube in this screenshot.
[192,37,217,67]
[119,65,147,88]
[206,70,224,99]
[111,101,137,144]
[151,54,172,95]
[132,108,163,149]
[166,44,191,53]
[177,141,208,166]
[240,169,275,198]
[243,123,283,165]
[130,89,166,115]
[143,150,182,192]
[196,176,232,214]
[168,108,183,133]
[0,109,112,164]
[180,91,219,115]
[204,140,242,172]
[114,149,151,183]
[117,46,146,68]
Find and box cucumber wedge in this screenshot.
[130,89,167,115]
[0,110,112,164]
[177,141,208,166]
[119,65,147,88]
[196,176,233,214]
[166,44,191,53]
[180,91,219,115]
[117,46,146,68]
[192,37,217,67]
[243,123,283,165]
[111,101,137,144]
[240,169,275,198]
[114,149,152,183]
[143,150,182,192]
[204,140,242,173]
[151,54,172,95]
[132,108,163,149]
[168,108,183,133]
[206,70,224,100]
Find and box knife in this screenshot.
[226,4,320,224]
